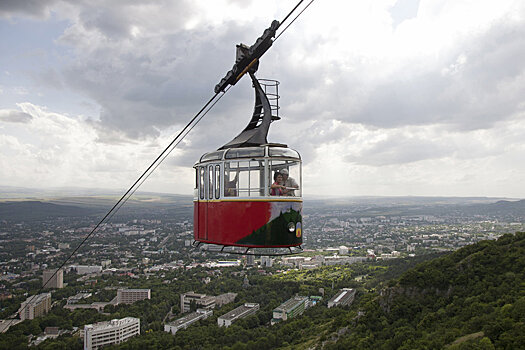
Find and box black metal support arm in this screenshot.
[219,72,275,149]
[214,20,280,94]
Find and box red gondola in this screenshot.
[193,21,303,255]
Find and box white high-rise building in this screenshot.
[18,293,51,320]
[260,256,273,267]
[246,255,255,266]
[42,269,63,289]
[84,317,140,350]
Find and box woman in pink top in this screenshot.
[270,172,286,196]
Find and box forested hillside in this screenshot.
[324,232,525,349]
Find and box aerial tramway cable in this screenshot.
[13,0,316,323]
[105,86,232,222]
[10,89,223,324]
[275,0,316,41]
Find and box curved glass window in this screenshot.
[224,160,265,197]
[208,165,214,199]
[224,163,238,197]
[269,160,301,197]
[199,167,205,200]
[225,147,265,159]
[215,165,221,199]
[200,150,224,162]
[194,168,199,199]
[269,147,300,159]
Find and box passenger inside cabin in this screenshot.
[280,169,298,196]
[225,171,239,197]
[270,172,286,196]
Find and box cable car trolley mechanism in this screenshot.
[193,20,303,255]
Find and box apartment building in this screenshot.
[116,289,151,305]
[271,296,308,325]
[73,265,102,275]
[217,303,260,327]
[327,288,356,308]
[164,309,212,335]
[180,292,215,313]
[84,317,140,350]
[42,269,63,289]
[18,293,51,320]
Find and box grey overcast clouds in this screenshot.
[1,0,524,197]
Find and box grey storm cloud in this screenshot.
[72,0,198,40]
[0,109,33,123]
[0,0,58,19]
[343,135,452,166]
[57,13,261,140]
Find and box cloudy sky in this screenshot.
[1,0,524,198]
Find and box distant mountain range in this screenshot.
[0,185,193,199]
[0,201,97,221]
[0,187,194,221]
[307,197,525,218]
[0,186,523,222]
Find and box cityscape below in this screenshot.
[0,190,524,349]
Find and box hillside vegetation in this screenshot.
[324,232,525,349]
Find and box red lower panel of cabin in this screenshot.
[194,200,303,247]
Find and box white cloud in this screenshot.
[0,103,194,193]
[301,118,525,197]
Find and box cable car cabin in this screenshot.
[194,24,304,254]
[193,145,302,249]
